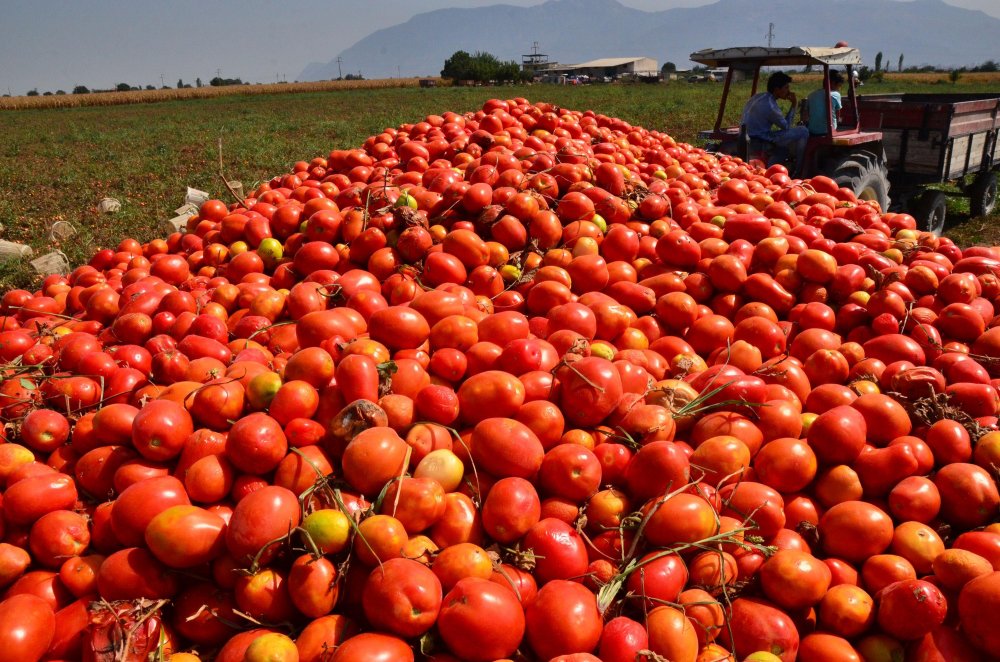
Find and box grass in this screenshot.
[1,75,998,290]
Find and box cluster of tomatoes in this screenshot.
[0,97,999,662]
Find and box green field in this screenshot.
[1,78,998,289]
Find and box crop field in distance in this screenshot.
[1,73,998,289]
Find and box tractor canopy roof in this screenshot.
[689,46,862,70]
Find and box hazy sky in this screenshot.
[1,0,997,95]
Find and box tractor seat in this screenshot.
[737,125,774,163]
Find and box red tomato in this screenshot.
[0,594,55,662]
[521,518,589,584]
[877,579,947,641]
[144,504,226,568]
[225,485,301,565]
[110,474,190,547]
[329,633,414,662]
[723,597,800,662]
[437,577,525,661]
[362,558,442,638]
[524,580,602,660]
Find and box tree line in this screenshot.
[441,51,530,83]
[15,75,251,97]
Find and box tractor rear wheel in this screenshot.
[970,171,998,218]
[829,150,891,213]
[911,190,948,235]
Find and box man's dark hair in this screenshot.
[829,70,845,85]
[767,72,793,94]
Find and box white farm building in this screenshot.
[535,56,660,82]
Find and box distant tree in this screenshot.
[196,77,202,87]
[975,60,998,72]
[344,73,364,80]
[209,76,243,87]
[26,89,39,96]
[145,85,155,90]
[56,90,66,95]
[115,83,131,92]
[441,50,524,83]
[663,62,676,72]
[898,54,904,72]
[875,52,883,72]
[442,50,474,80]
[177,78,184,88]
[950,69,962,84]
[43,91,52,96]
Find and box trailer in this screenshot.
[855,93,1000,231]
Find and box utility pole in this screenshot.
[337,57,343,79]
[216,68,222,80]
[766,23,775,48]
[397,65,401,79]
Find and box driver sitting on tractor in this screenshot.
[741,71,809,177]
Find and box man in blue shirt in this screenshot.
[741,72,809,177]
[807,70,845,135]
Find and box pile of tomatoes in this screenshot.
[1,97,999,662]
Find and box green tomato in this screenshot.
[395,191,418,209]
[589,343,616,360]
[591,213,608,233]
[500,264,522,282]
[257,237,284,264]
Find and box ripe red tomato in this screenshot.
[877,579,947,641]
[225,485,301,565]
[0,594,55,662]
[329,633,414,662]
[362,558,442,638]
[524,580,602,660]
[110,474,190,547]
[144,504,226,568]
[522,518,589,584]
[436,577,525,661]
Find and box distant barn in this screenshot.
[534,57,660,82]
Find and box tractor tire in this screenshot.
[911,190,948,235]
[970,171,998,218]
[829,150,891,213]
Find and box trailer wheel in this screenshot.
[830,150,890,213]
[912,191,948,235]
[970,172,998,218]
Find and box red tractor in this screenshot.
[692,45,1000,234]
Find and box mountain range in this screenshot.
[299,0,1000,81]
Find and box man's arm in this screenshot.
[766,95,792,131]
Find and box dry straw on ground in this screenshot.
[1,77,438,110]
